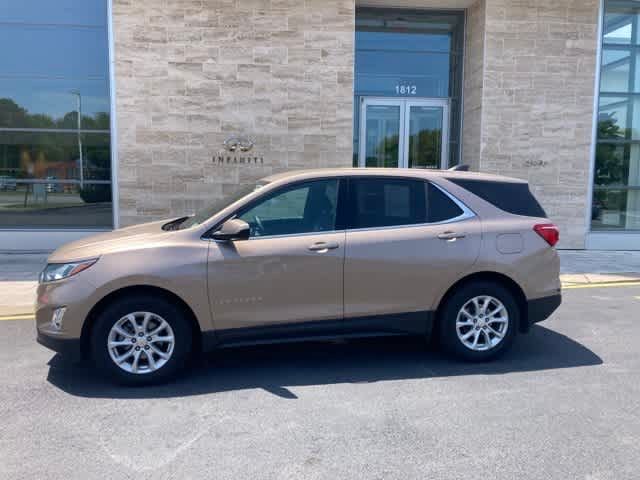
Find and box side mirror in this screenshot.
[211,218,250,241]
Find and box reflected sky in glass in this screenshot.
[0,0,109,125]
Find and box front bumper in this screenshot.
[525,294,562,331]
[37,331,82,361]
[35,273,99,360]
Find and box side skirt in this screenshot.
[202,311,433,351]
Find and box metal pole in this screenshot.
[71,90,84,190]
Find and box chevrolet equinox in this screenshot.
[36,169,562,385]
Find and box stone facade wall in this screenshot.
[112,0,355,226]
[462,0,486,172]
[463,0,600,248]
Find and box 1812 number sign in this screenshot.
[395,85,417,95]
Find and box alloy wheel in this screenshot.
[107,311,175,374]
[455,295,509,352]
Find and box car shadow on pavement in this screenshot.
[46,325,602,399]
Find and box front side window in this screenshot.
[238,179,339,237]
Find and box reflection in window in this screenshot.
[351,178,426,229]
[0,0,112,229]
[364,105,401,168]
[239,180,339,237]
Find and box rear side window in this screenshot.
[348,178,467,229]
[448,178,547,218]
[427,184,464,223]
[349,178,426,229]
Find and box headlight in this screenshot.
[39,259,98,283]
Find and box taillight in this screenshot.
[534,223,559,247]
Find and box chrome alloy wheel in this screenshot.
[455,296,509,352]
[107,312,175,374]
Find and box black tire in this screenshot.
[438,281,519,362]
[90,295,193,385]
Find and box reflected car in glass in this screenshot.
[36,169,562,385]
[0,176,17,191]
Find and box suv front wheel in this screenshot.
[439,281,518,361]
[90,295,193,385]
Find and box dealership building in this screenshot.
[0,0,638,250]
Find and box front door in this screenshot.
[207,178,345,331]
[359,98,449,170]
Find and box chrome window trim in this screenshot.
[344,214,474,234]
[213,229,346,243]
[343,180,475,234]
[210,180,475,241]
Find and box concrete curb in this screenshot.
[560,273,640,285]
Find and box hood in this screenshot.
[48,219,178,263]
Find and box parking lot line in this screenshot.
[562,281,640,290]
[0,313,34,321]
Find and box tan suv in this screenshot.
[36,169,561,385]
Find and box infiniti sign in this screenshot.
[223,136,254,153]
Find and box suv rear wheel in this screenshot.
[439,281,518,361]
[90,295,193,385]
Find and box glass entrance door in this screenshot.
[360,100,403,168]
[359,98,449,169]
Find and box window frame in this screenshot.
[591,0,640,232]
[344,176,474,232]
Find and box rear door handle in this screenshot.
[308,241,340,252]
[437,231,466,242]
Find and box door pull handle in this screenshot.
[437,231,466,242]
[308,242,339,252]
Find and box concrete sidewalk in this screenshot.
[0,254,48,317]
[2,251,640,317]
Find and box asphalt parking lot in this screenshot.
[1,284,639,480]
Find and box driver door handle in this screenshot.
[308,241,340,252]
[437,231,466,242]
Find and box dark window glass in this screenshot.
[448,178,547,218]
[593,1,640,230]
[0,0,112,230]
[0,79,110,130]
[592,188,640,230]
[239,180,339,237]
[0,131,110,180]
[354,10,464,98]
[353,8,464,167]
[356,49,451,98]
[427,184,463,222]
[350,178,426,228]
[0,1,107,26]
[0,131,112,228]
[0,25,109,78]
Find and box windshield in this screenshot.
[178,183,265,230]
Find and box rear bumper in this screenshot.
[37,331,82,361]
[525,294,561,330]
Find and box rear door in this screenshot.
[343,177,482,321]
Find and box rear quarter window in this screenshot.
[447,178,547,218]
